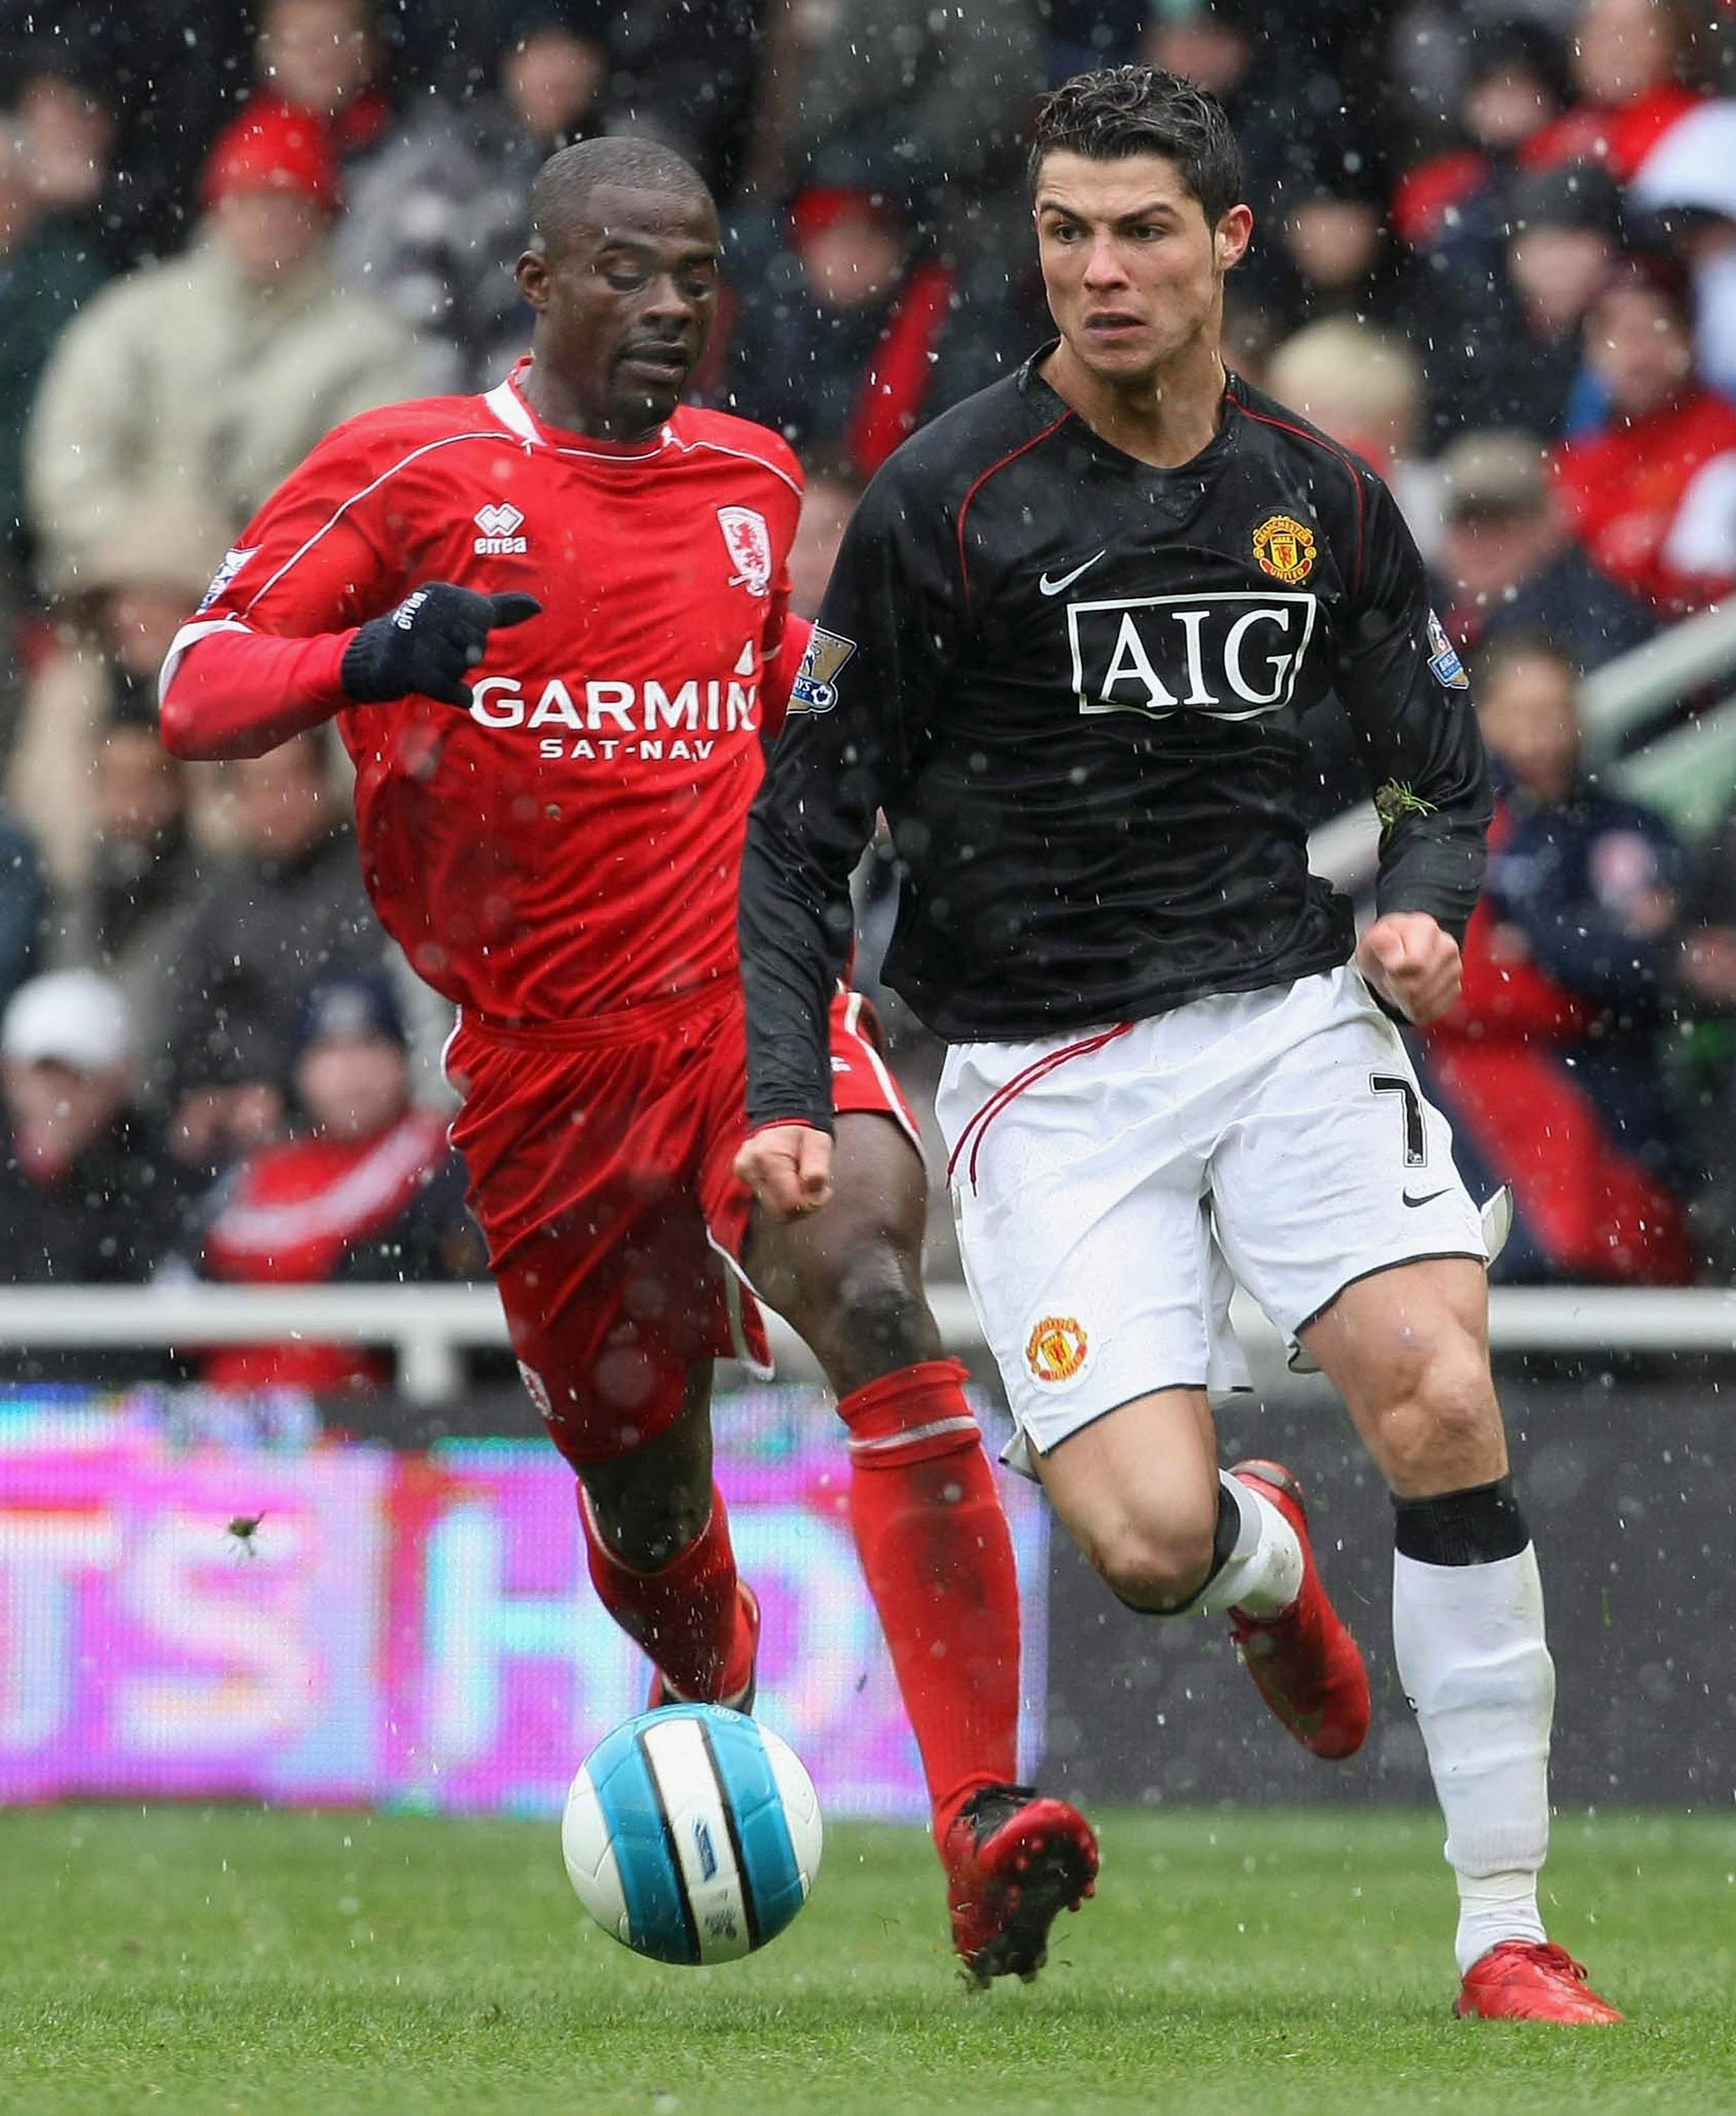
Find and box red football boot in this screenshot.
[646,1582,761,1713]
[943,1784,1099,1989]
[1457,1941,1623,2023]
[1227,1459,1371,1761]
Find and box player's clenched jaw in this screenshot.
[517,142,721,442]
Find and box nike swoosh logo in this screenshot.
[1038,551,1107,595]
[1402,1188,1450,1208]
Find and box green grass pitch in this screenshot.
[1,1806,1731,2113]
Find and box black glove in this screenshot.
[340,583,542,708]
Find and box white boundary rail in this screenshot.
[0,1284,1731,1403]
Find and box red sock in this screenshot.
[579,1483,755,1702]
[839,1358,1021,1839]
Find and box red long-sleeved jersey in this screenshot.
[160,359,806,1026]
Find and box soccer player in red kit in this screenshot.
[157,137,1097,1984]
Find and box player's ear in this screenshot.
[517,248,552,313]
[1215,204,1253,274]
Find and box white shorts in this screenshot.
[936,965,1486,1461]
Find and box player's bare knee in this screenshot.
[797,1243,940,1391]
[1088,1516,1217,1613]
[1366,1341,1503,1493]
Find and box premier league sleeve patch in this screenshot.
[1426,610,1469,689]
[195,546,258,614]
[790,626,858,715]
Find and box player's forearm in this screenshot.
[1374,815,1490,946]
[157,625,356,760]
[1370,711,1494,945]
[739,817,853,1134]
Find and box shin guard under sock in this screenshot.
[839,1358,1021,1838]
[1392,1478,1553,1974]
[579,1483,753,1704]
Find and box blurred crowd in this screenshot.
[1,0,1735,1378]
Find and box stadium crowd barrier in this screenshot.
[0,1282,1732,1397]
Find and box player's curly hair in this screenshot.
[1029,66,1244,226]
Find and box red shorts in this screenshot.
[446,980,920,1468]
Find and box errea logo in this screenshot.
[473,501,528,555]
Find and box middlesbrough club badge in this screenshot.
[717,506,773,596]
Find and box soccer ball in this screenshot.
[562,1704,823,1964]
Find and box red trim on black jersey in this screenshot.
[954,412,1076,621]
[1234,403,1368,598]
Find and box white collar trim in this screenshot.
[484,377,541,444]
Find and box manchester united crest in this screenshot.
[1252,513,1317,585]
[1025,1314,1090,1386]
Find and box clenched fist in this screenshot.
[341,582,542,709]
[734,1122,834,1221]
[1356,912,1462,1025]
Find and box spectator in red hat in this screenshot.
[779,0,1044,297]
[198,105,344,280]
[23,95,422,600]
[1552,255,1736,612]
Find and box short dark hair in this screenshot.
[529,136,713,255]
[1029,66,1244,227]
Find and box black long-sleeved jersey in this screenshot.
[742,351,1493,1132]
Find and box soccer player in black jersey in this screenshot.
[735,67,1621,2023]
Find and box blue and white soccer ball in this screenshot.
[562,1705,823,1964]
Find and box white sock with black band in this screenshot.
[1187,1471,1305,1618]
[1391,1479,1554,1976]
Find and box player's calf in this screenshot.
[1099,1457,1374,1765]
[836,1356,1022,1826]
[1035,1400,1370,1759]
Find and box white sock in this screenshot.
[1392,1544,1554,1974]
[1191,1473,1304,1618]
